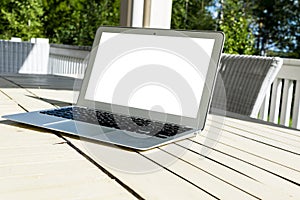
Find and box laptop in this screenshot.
[3,27,224,150]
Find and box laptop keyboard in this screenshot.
[40,107,192,139]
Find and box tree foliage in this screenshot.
[0,0,299,58]
[41,0,83,45]
[0,0,120,46]
[42,0,120,45]
[0,0,44,40]
[171,0,255,55]
[252,0,300,57]
[171,0,216,30]
[171,0,299,58]
[218,0,255,54]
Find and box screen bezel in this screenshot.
[77,26,224,130]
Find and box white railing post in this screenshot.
[292,80,300,129]
[269,78,282,123]
[259,86,271,121]
[280,79,294,126]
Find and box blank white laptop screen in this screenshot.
[85,32,215,118]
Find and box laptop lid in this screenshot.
[77,26,224,130]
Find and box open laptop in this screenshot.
[3,27,224,150]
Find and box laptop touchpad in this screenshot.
[45,120,114,137]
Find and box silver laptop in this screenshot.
[3,27,224,150]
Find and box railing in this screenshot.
[48,44,90,78]
[258,58,300,129]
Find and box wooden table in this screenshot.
[0,74,300,200]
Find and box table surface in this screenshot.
[0,74,300,200]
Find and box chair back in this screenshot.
[210,54,283,117]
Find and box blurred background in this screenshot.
[0,0,299,58]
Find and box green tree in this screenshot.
[76,0,120,46]
[0,0,44,40]
[252,0,300,57]
[42,0,120,46]
[171,0,255,54]
[218,0,255,54]
[41,0,85,44]
[171,0,216,30]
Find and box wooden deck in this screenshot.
[0,74,299,199]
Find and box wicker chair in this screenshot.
[210,54,283,118]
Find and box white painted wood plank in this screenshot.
[0,159,97,179]
[194,129,300,183]
[213,114,300,140]
[0,166,106,191]
[280,79,294,126]
[68,137,216,200]
[205,122,300,160]
[0,90,10,100]
[1,88,55,111]
[143,148,257,200]
[0,80,19,109]
[0,149,79,167]
[269,78,282,123]
[0,170,134,200]
[0,125,135,199]
[161,143,288,199]
[0,77,58,111]
[208,116,300,151]
[0,102,24,120]
[292,80,300,129]
[28,88,77,105]
[0,131,62,147]
[187,135,300,199]
[0,121,61,141]
[0,142,72,157]
[265,125,300,140]
[204,121,300,171]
